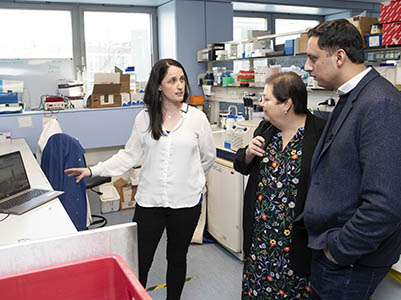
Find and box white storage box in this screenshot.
[99,183,120,213]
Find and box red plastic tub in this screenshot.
[0,254,152,300]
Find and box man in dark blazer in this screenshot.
[304,19,401,299]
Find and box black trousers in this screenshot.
[133,203,201,300]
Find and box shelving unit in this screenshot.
[198,34,401,124]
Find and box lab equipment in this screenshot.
[207,158,245,260]
[125,66,137,100]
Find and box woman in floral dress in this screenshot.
[234,72,326,299]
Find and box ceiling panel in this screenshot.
[233,2,347,16]
[17,0,169,5]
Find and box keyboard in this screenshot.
[0,189,49,210]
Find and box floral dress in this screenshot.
[242,128,311,300]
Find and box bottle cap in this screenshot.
[125,66,135,72]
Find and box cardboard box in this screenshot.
[294,33,309,54]
[88,72,122,108]
[348,16,379,36]
[114,178,135,210]
[299,33,308,54]
[348,16,379,47]
[89,84,121,108]
[380,0,401,24]
[115,67,130,94]
[94,73,120,84]
[248,30,270,39]
[383,22,401,45]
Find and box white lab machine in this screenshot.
[207,157,245,261]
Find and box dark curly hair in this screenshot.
[308,19,364,64]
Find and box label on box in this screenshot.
[101,94,114,105]
[122,186,132,202]
[380,0,401,23]
[368,35,381,47]
[121,201,135,210]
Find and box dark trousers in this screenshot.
[133,204,201,300]
[310,250,389,300]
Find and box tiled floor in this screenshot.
[87,189,243,300]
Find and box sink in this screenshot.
[210,123,225,133]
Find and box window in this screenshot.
[84,11,152,83]
[233,17,268,73]
[275,19,319,45]
[233,17,267,41]
[0,9,72,59]
[0,3,156,109]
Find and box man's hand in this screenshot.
[324,248,338,264]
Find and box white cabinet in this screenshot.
[207,158,245,260]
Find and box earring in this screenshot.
[284,110,288,115]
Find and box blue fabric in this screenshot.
[41,133,87,231]
[305,69,401,268]
[310,250,389,300]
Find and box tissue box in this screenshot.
[99,183,120,213]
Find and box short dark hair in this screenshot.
[143,59,191,140]
[308,19,365,64]
[265,72,308,115]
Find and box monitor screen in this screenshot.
[0,151,30,199]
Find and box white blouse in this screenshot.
[91,104,216,208]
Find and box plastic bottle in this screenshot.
[237,112,245,122]
[226,114,235,130]
[224,128,233,150]
[125,66,136,101]
[224,114,236,150]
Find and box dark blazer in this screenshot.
[304,68,401,268]
[234,112,326,275]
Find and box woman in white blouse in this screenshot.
[65,59,216,300]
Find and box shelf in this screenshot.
[197,51,309,63]
[364,45,401,52]
[202,85,334,92]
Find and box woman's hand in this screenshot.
[245,136,265,164]
[64,167,91,183]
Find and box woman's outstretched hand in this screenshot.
[64,167,91,183]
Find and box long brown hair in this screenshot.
[143,59,191,140]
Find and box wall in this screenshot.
[176,0,206,97]
[158,0,233,97]
[158,1,177,60]
[0,106,141,152]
